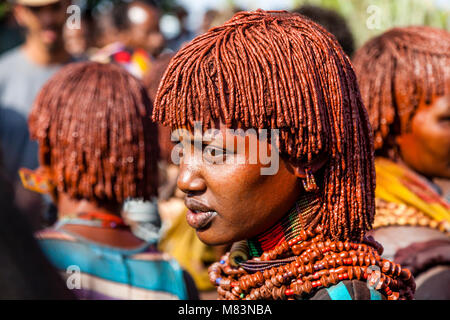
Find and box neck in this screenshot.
[57,193,121,220]
[433,177,450,198]
[55,194,147,248]
[247,192,321,257]
[22,37,70,66]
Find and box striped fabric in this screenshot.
[37,229,189,300]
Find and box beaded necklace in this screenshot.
[374,199,450,234]
[209,199,416,300]
[247,193,321,257]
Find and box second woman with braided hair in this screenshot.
[23,61,198,300]
[353,26,450,299]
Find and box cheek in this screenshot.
[203,163,266,213]
[23,12,41,30]
[194,164,265,243]
[398,109,450,178]
[411,112,450,157]
[202,160,300,239]
[57,13,68,26]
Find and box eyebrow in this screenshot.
[175,130,223,143]
[183,137,221,147]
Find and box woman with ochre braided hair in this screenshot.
[353,26,450,299]
[152,10,415,300]
[22,61,197,300]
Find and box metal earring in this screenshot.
[302,168,318,192]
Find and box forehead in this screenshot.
[21,1,65,12]
[172,121,270,143]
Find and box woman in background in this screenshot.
[353,26,450,299]
[23,61,197,299]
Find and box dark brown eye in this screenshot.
[203,145,225,164]
[438,115,450,123]
[170,143,184,163]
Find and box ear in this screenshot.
[290,164,307,179]
[13,5,25,26]
[287,154,328,179]
[394,133,410,156]
[395,133,409,148]
[13,5,33,28]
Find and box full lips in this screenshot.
[186,210,217,230]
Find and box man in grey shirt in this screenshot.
[0,47,62,118]
[0,0,71,117]
[0,0,72,229]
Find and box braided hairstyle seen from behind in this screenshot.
[353,26,450,155]
[29,61,159,206]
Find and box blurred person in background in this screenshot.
[353,26,450,299]
[0,0,73,231]
[90,0,164,79]
[22,61,198,300]
[0,0,71,117]
[165,5,194,51]
[0,4,25,54]
[124,0,164,57]
[62,11,93,60]
[198,6,242,36]
[0,144,73,299]
[0,104,43,229]
[198,9,218,35]
[293,5,355,58]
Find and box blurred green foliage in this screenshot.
[0,1,11,20]
[293,0,450,47]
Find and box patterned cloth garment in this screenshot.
[36,226,189,300]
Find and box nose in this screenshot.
[177,160,207,195]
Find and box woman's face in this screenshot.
[397,94,450,179]
[175,122,302,246]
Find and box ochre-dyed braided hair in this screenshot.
[353,26,450,154]
[153,10,375,242]
[29,61,159,205]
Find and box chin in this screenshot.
[48,41,62,52]
[414,162,449,180]
[430,168,450,180]
[195,228,232,247]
